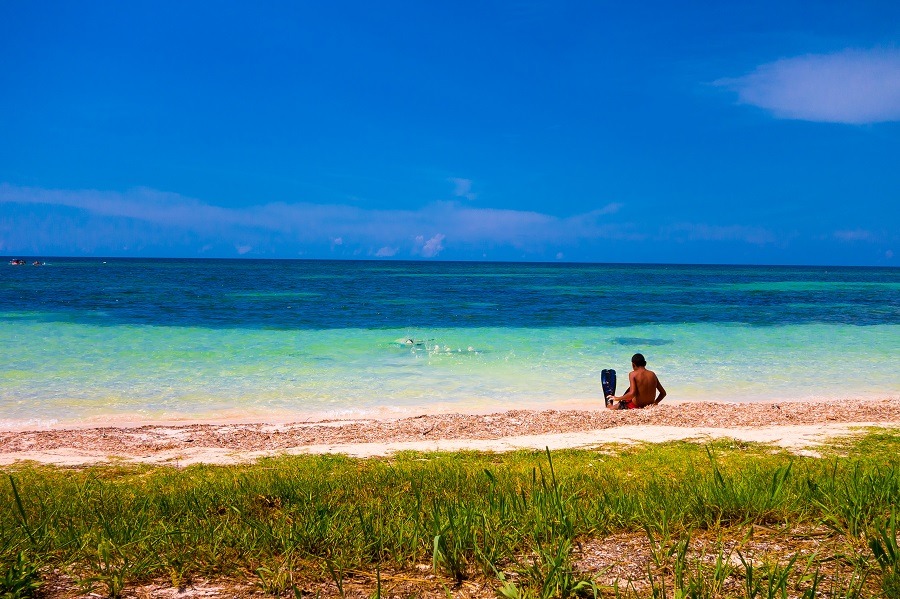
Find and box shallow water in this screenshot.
[1,260,898,427]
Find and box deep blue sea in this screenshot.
[1,259,898,428]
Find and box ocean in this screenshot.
[1,259,897,428]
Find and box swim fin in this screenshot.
[601,369,616,405]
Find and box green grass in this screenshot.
[1,432,899,597]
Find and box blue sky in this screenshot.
[1,1,898,265]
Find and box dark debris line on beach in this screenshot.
[1,399,899,456]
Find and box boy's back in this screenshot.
[629,367,663,408]
[606,353,667,410]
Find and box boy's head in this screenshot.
[631,353,647,367]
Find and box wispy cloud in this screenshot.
[834,229,875,242]
[0,184,800,259]
[418,234,446,258]
[716,48,900,124]
[0,185,640,257]
[595,202,622,215]
[667,223,777,245]
[448,177,476,201]
[374,246,398,257]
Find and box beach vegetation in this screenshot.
[1,431,899,597]
[0,551,42,598]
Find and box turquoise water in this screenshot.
[1,260,898,428]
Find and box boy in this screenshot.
[607,353,666,409]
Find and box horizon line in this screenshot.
[4,255,896,270]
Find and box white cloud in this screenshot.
[596,202,622,215]
[0,184,793,257]
[420,234,445,258]
[449,177,476,201]
[668,223,777,245]
[235,244,253,255]
[0,184,642,253]
[834,229,875,241]
[716,48,900,124]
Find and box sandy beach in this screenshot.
[2,398,898,466]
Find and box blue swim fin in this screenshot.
[601,369,616,404]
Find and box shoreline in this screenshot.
[1,397,898,466]
[0,394,891,432]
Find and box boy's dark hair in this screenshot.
[632,353,647,367]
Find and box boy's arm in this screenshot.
[615,372,637,402]
[654,377,667,404]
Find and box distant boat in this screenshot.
[9,259,26,265]
[32,261,44,266]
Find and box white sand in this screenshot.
[1,421,895,467]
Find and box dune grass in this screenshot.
[1,430,899,597]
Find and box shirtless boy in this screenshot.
[607,353,666,409]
